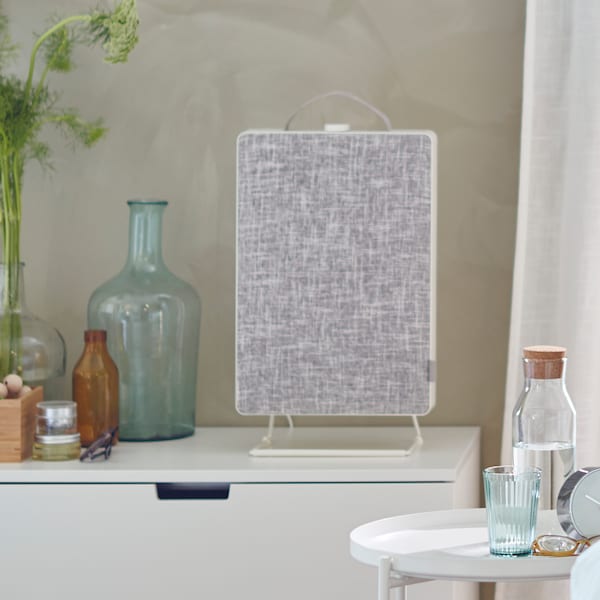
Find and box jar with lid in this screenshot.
[512,345,576,509]
[35,401,78,435]
[32,400,80,461]
[72,329,119,447]
[32,434,80,461]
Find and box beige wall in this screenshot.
[7,0,524,473]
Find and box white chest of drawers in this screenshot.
[0,426,479,600]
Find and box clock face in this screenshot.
[560,468,600,538]
[571,469,600,537]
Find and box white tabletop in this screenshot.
[0,426,479,483]
[350,508,575,583]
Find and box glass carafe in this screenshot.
[512,345,576,509]
[87,200,201,441]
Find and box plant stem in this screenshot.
[0,152,22,375]
[1,13,93,377]
[2,155,20,304]
[24,14,91,102]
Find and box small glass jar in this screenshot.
[32,433,81,461]
[36,401,77,436]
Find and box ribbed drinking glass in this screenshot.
[483,465,541,556]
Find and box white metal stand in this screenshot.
[379,557,429,600]
[351,509,574,600]
[249,415,423,457]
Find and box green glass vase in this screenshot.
[0,263,66,399]
[87,200,201,441]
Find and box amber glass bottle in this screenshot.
[72,330,119,447]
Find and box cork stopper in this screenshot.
[522,345,566,379]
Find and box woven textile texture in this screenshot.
[236,131,434,415]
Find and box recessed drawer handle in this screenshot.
[156,483,230,500]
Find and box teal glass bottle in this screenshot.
[87,200,201,441]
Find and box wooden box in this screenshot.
[0,386,43,462]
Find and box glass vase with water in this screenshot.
[512,345,576,510]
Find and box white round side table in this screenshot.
[350,508,574,599]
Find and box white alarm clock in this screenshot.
[557,467,600,539]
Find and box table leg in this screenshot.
[392,587,406,600]
[377,556,432,599]
[378,556,394,600]
[378,557,410,599]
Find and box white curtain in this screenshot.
[498,1,600,598]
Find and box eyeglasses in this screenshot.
[80,427,118,462]
[532,534,592,557]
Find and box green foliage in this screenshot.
[0,0,139,296]
[42,24,75,73]
[51,111,107,149]
[0,13,16,70]
[0,1,139,374]
[89,0,139,64]
[15,0,139,169]
[0,0,139,173]
[0,0,138,212]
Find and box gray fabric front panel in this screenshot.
[236,132,432,415]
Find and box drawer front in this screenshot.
[0,482,473,600]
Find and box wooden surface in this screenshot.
[0,386,42,462]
